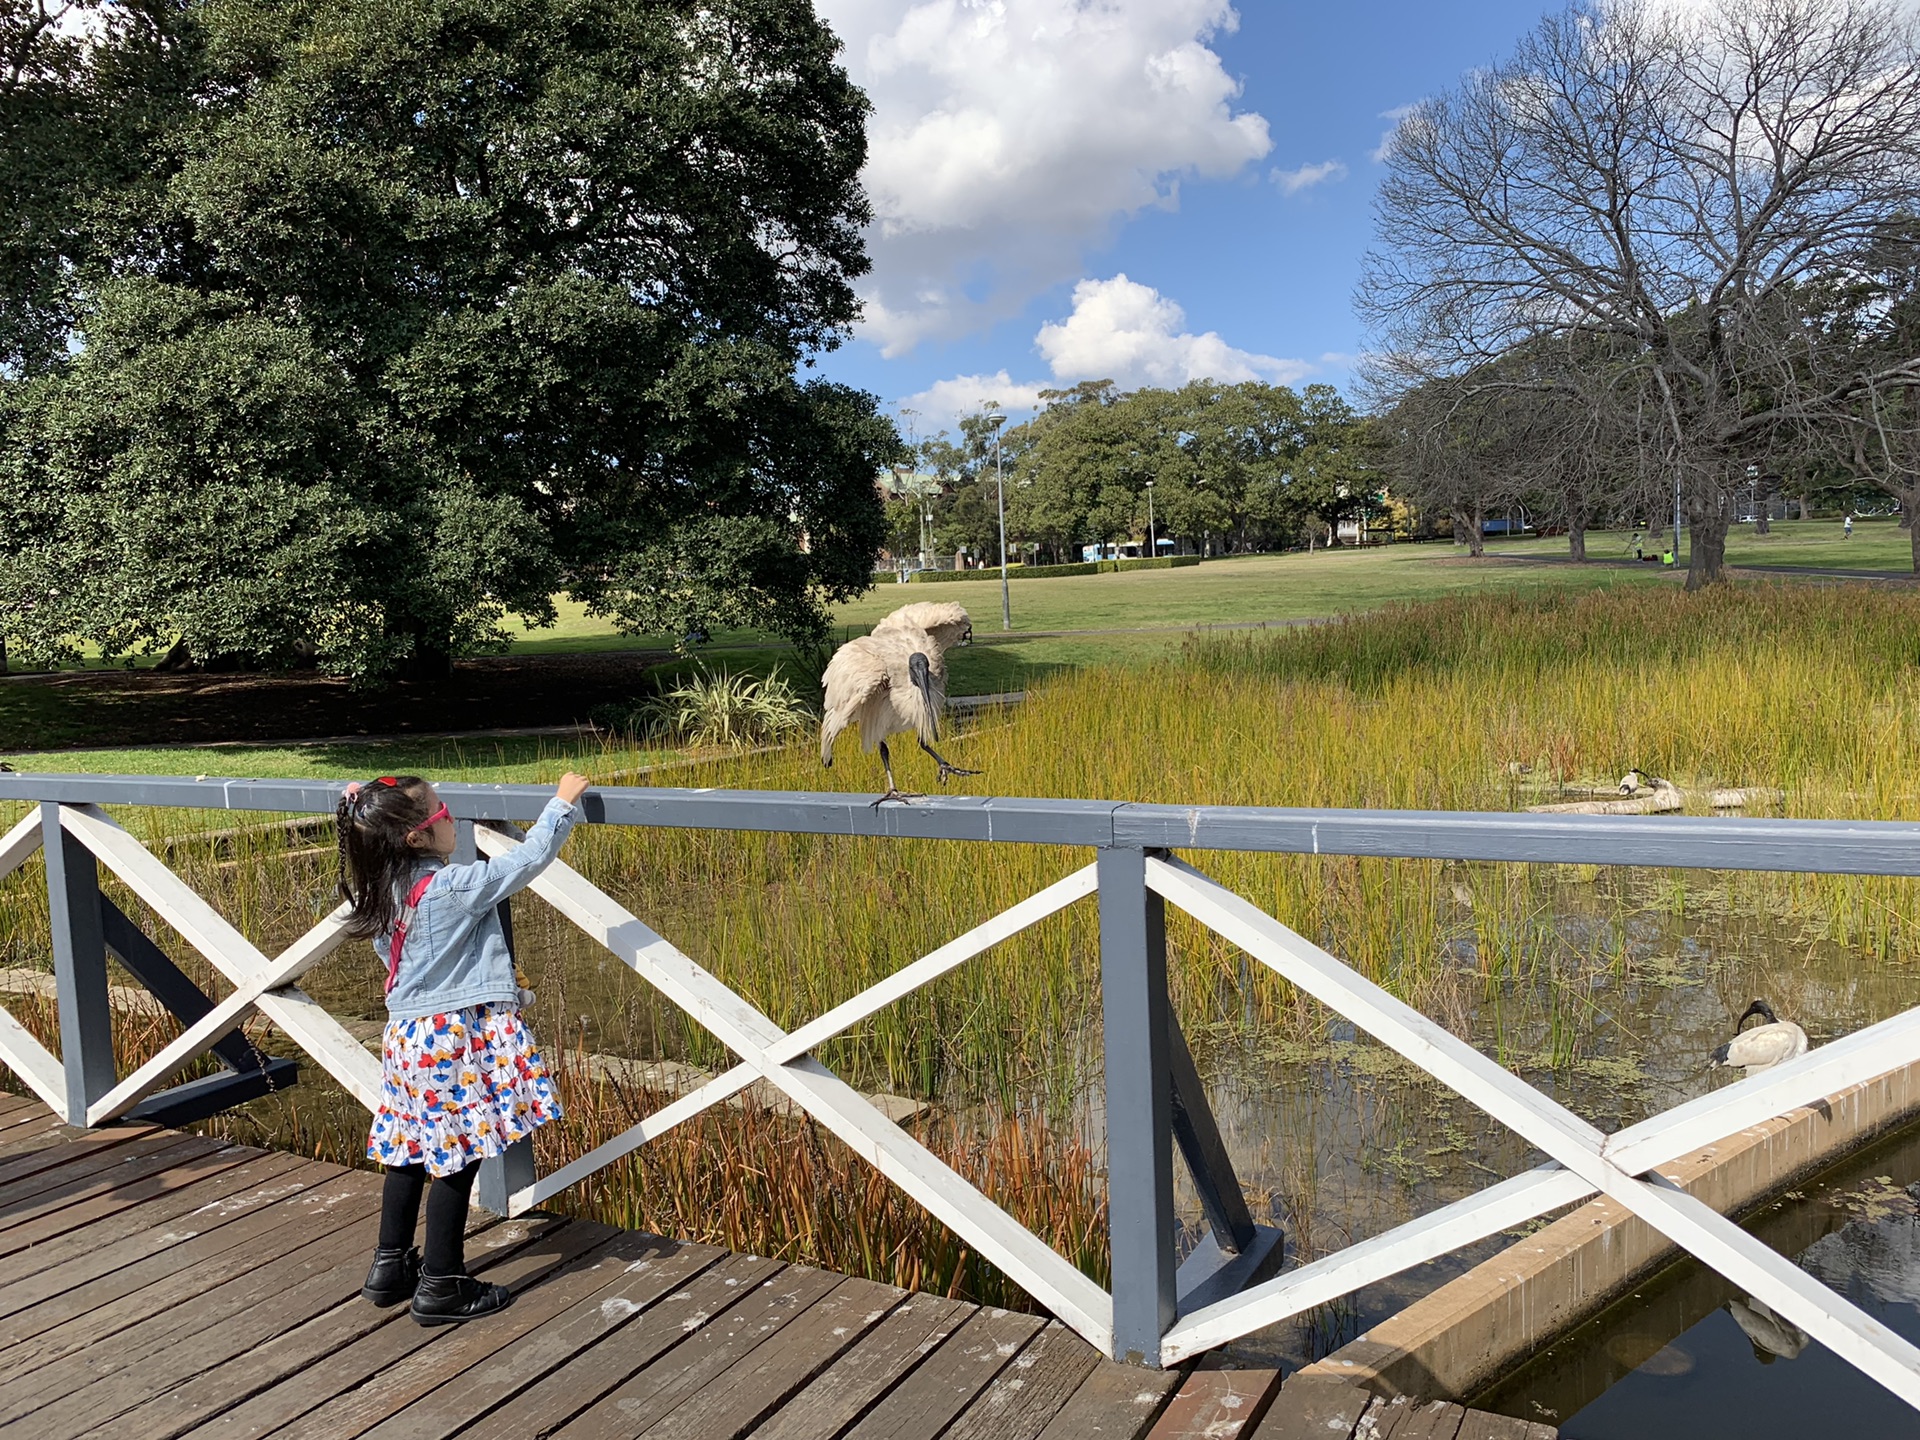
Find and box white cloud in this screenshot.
[1035,275,1310,389]
[896,371,1052,426]
[818,1,1272,355]
[907,274,1311,423]
[1270,158,1348,195]
[1369,103,1418,163]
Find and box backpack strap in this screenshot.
[385,873,437,996]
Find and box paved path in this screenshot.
[0,1096,1552,1439]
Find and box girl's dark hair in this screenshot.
[335,776,435,940]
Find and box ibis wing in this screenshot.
[820,639,893,759]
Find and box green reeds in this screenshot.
[538,1034,1108,1309]
[6,581,1920,1294]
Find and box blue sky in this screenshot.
[806,0,1552,434]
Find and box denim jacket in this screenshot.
[379,796,579,1018]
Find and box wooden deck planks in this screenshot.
[1146,1354,1284,1440]
[0,1102,1555,1439]
[1453,1413,1555,1440]
[0,1149,303,1307]
[839,1304,1050,1440]
[141,1213,571,1440]
[1251,1373,1373,1440]
[346,1233,728,1440]
[270,1217,621,1440]
[551,1261,850,1438]
[458,1250,789,1440]
[0,1174,383,1429]
[23,1203,395,1440]
[0,1163,373,1384]
[1034,1360,1186,1439]
[0,1107,74,1155]
[638,1275,908,1440]
[748,1294,975,1440]
[0,1132,228,1237]
[940,1320,1105,1440]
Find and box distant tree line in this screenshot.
[1363,0,1920,579]
[0,0,899,680]
[888,380,1384,568]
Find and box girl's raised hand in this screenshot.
[556,772,591,806]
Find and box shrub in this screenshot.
[910,562,1102,581]
[1094,555,1202,572]
[591,670,813,748]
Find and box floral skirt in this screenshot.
[367,1004,561,1178]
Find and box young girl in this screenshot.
[334,770,590,1325]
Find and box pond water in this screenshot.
[1474,1117,1920,1436]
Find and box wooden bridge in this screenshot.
[11,772,1920,1424]
[0,1095,1553,1440]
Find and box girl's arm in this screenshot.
[441,774,590,912]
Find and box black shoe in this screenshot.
[361,1245,420,1307]
[410,1270,512,1326]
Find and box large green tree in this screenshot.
[0,0,897,679]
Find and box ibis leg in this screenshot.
[918,736,980,784]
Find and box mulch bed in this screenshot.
[3,651,666,752]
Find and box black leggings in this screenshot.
[377,1162,479,1275]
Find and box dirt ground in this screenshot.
[2,650,664,751]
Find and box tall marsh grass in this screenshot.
[6,581,1920,1311]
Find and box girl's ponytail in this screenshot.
[334,785,359,912]
[334,776,434,939]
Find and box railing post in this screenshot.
[464,819,537,1215]
[1097,844,1177,1365]
[42,803,115,1126]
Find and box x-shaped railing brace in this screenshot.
[476,829,1119,1353]
[1147,855,1920,1403]
[0,807,371,1128]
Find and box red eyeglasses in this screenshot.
[409,802,450,833]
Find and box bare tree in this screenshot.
[1794,224,1920,566]
[1362,0,1920,588]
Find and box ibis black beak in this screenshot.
[908,650,934,705]
[1738,999,1775,1030]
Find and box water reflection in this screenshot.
[1475,1121,1920,1437]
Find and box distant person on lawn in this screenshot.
[334,770,589,1324]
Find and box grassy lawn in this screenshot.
[0,733,678,782]
[506,537,1671,652]
[8,519,1910,767]
[505,520,1909,659]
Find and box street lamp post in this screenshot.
[1145,479,1156,558]
[985,411,1010,630]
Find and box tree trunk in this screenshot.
[1908,489,1920,573]
[1567,507,1587,562]
[1797,496,1810,521]
[1683,482,1732,590]
[1452,505,1486,557]
[1753,482,1771,535]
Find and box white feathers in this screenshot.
[1708,1000,1810,1077]
[820,604,973,771]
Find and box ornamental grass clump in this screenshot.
[597,670,814,749]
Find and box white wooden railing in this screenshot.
[4,773,1920,1410]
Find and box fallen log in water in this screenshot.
[1526,785,1785,815]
